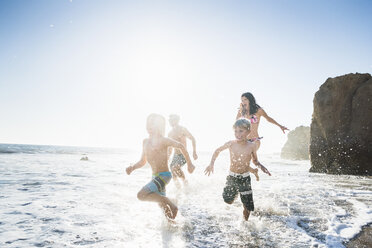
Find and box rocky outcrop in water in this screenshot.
[281,126,310,160]
[309,73,372,175]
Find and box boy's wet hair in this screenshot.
[233,118,251,131]
[147,113,166,136]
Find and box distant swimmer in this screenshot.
[204,118,271,221]
[80,156,89,161]
[126,113,195,220]
[237,92,289,150]
[168,114,198,187]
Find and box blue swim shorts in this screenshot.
[143,171,172,196]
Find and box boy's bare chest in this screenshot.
[169,129,184,141]
[144,141,166,156]
[230,144,251,158]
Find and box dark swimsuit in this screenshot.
[170,153,187,168]
[223,171,254,211]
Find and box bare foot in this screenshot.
[164,206,173,219]
[168,202,178,219]
[159,203,172,219]
[243,208,250,221]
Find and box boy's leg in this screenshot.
[138,173,176,219]
[239,176,254,221]
[171,165,181,188]
[137,189,178,219]
[175,166,186,180]
[223,176,238,204]
[243,205,250,221]
[171,165,187,186]
[171,165,185,179]
[171,154,187,180]
[158,203,173,219]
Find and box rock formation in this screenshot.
[281,126,310,160]
[309,73,372,175]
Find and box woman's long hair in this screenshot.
[241,92,261,116]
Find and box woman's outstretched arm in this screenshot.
[258,108,289,133]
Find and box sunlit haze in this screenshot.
[1,0,371,153]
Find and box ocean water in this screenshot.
[0,143,371,248]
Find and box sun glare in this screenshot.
[127,41,192,112]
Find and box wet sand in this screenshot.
[346,223,372,248]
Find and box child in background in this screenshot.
[168,114,198,187]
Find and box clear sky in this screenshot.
[1,0,371,153]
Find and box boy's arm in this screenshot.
[184,127,198,160]
[258,108,289,134]
[204,142,231,176]
[251,145,271,176]
[126,140,147,175]
[166,138,195,173]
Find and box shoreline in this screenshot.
[345,223,372,248]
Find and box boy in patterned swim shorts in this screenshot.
[168,114,198,187]
[204,118,271,221]
[126,113,195,220]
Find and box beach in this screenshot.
[0,144,371,247]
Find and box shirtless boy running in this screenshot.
[168,114,198,187]
[126,113,195,219]
[204,118,271,221]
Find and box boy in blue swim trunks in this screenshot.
[204,118,271,221]
[126,113,195,219]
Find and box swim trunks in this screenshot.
[143,171,172,196]
[170,153,187,168]
[222,171,254,211]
